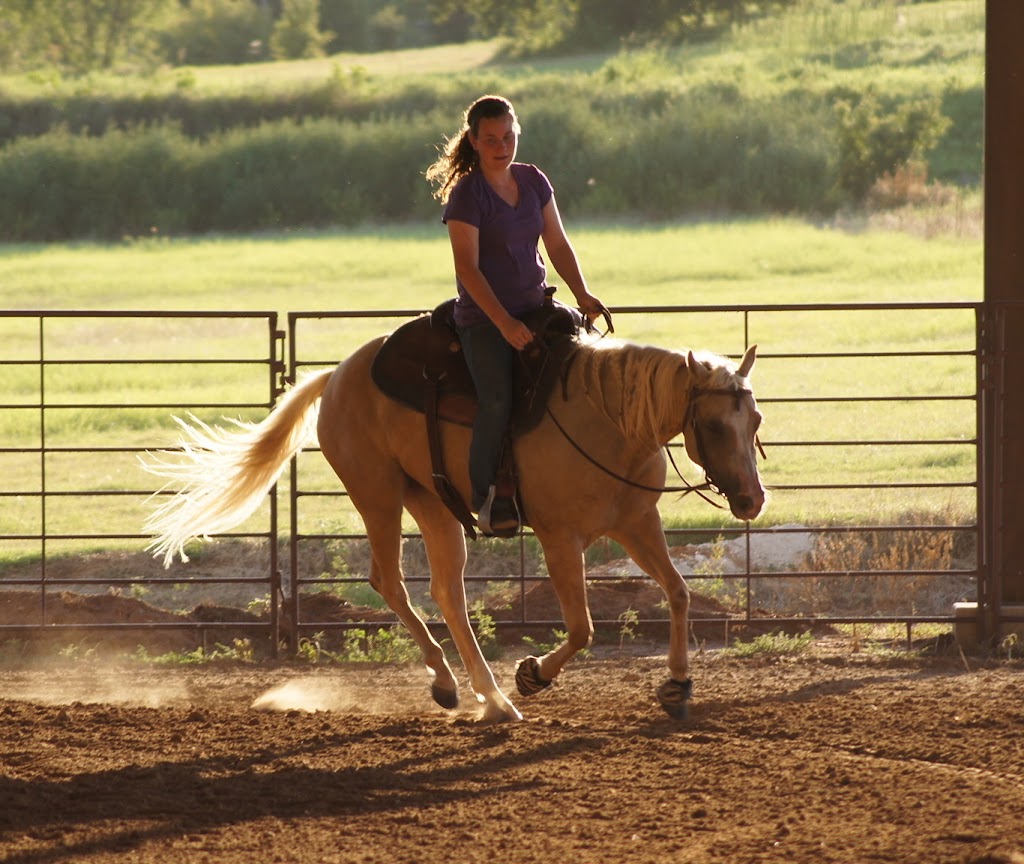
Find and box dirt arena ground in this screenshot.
[2,644,1023,864]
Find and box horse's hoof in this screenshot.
[515,656,552,697]
[656,678,693,720]
[431,683,459,711]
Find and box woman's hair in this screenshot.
[426,95,520,204]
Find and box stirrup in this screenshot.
[477,485,519,538]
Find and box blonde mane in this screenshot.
[571,340,742,447]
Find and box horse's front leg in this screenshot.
[515,533,593,697]
[608,509,693,719]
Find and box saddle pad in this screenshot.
[370,312,477,427]
[370,301,582,433]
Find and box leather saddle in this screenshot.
[370,290,585,538]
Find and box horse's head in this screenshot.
[683,345,766,521]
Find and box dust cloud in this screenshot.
[1,661,441,716]
[251,675,433,715]
[4,665,190,708]
[251,679,353,713]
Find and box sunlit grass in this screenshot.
[727,0,983,93]
[0,216,982,552]
[0,218,981,316]
[183,40,508,90]
[0,0,981,101]
[0,39,512,97]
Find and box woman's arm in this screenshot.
[540,196,604,318]
[447,219,535,350]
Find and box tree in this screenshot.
[270,0,333,59]
[6,0,173,72]
[159,0,274,66]
[320,0,374,52]
[429,0,577,54]
[428,0,796,52]
[834,91,952,201]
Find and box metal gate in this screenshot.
[0,311,286,653]
[0,304,983,652]
[284,303,982,648]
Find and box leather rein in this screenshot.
[544,385,765,510]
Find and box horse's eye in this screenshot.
[706,420,725,437]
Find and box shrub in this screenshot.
[0,125,196,241]
[0,115,447,240]
[833,90,952,203]
[724,631,813,658]
[270,0,334,61]
[866,160,957,211]
[536,86,838,219]
[156,0,273,66]
[340,627,420,663]
[0,57,974,240]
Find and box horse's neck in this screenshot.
[569,342,690,450]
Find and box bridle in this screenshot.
[682,386,766,502]
[544,384,765,509]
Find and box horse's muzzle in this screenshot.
[729,490,765,521]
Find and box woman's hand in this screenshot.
[499,316,535,350]
[574,291,614,334]
[575,291,603,319]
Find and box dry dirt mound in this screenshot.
[514,576,732,622]
[0,590,207,654]
[0,590,397,652]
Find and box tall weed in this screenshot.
[757,508,973,619]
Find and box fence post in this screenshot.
[983,1,1024,642]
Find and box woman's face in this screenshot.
[470,113,518,172]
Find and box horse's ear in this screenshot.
[737,344,757,378]
[687,350,710,384]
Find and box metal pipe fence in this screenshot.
[0,311,286,653]
[286,303,983,647]
[0,304,984,653]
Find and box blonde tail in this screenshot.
[142,369,333,567]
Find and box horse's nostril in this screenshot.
[731,494,763,520]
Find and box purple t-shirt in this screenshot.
[442,162,554,327]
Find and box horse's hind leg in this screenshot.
[353,492,461,710]
[405,487,523,722]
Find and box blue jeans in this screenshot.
[458,321,516,511]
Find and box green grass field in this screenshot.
[1,1,980,100]
[0,216,982,563]
[0,216,981,314]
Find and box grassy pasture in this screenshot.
[2,2,977,100]
[0,217,982,564]
[0,217,981,313]
[0,0,982,240]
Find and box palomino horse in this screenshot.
[145,333,765,721]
